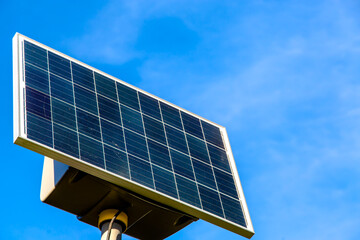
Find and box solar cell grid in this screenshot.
[20,39,249,232]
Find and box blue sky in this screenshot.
[1,0,360,239]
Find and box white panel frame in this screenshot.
[13,33,254,238]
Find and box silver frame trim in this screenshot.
[13,33,254,238]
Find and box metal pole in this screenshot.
[98,210,127,240]
[100,221,123,240]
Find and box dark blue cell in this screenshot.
[76,108,101,141]
[101,119,125,151]
[53,123,79,158]
[165,125,188,154]
[94,72,117,101]
[181,112,204,139]
[25,63,49,94]
[79,134,104,168]
[214,168,238,199]
[198,185,224,218]
[153,165,178,199]
[26,112,53,147]
[26,87,51,120]
[192,159,217,190]
[51,98,76,131]
[186,134,210,164]
[147,139,172,171]
[74,84,98,115]
[207,144,231,173]
[176,175,201,208]
[170,150,194,180]
[124,129,149,161]
[72,62,95,91]
[139,92,161,120]
[50,74,74,104]
[121,105,144,135]
[24,40,48,70]
[160,102,183,130]
[104,145,129,179]
[98,95,121,124]
[117,82,140,111]
[128,155,154,189]
[221,194,246,227]
[48,51,71,81]
[143,115,166,145]
[201,120,225,149]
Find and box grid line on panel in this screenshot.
[86,88,219,154]
[136,91,155,188]
[114,81,131,179]
[92,71,106,169]
[73,78,95,94]
[69,60,81,157]
[26,55,239,194]
[200,120,225,217]
[158,100,180,199]
[74,82,225,158]
[21,39,248,228]
[179,109,203,209]
[24,62,49,95]
[46,49,55,148]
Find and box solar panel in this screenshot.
[13,33,254,238]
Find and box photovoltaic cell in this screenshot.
[50,74,73,104]
[181,111,204,139]
[21,39,248,231]
[25,63,49,94]
[74,84,98,115]
[139,92,161,121]
[48,51,71,81]
[51,98,76,131]
[214,168,238,199]
[124,129,149,161]
[221,194,246,227]
[72,62,95,91]
[147,139,172,171]
[121,105,144,135]
[95,72,117,101]
[97,95,121,124]
[153,165,178,199]
[170,150,194,180]
[26,87,51,120]
[192,158,217,190]
[165,125,188,155]
[76,108,101,141]
[160,102,183,130]
[104,145,129,179]
[101,119,125,151]
[128,155,154,189]
[79,134,104,168]
[207,144,231,173]
[186,134,210,164]
[201,120,225,149]
[198,185,224,217]
[53,123,79,158]
[143,115,166,145]
[26,112,53,147]
[175,175,201,208]
[24,41,48,70]
[117,82,140,111]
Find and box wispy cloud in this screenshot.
[64,0,360,239]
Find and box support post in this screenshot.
[98,209,128,240]
[100,221,123,240]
